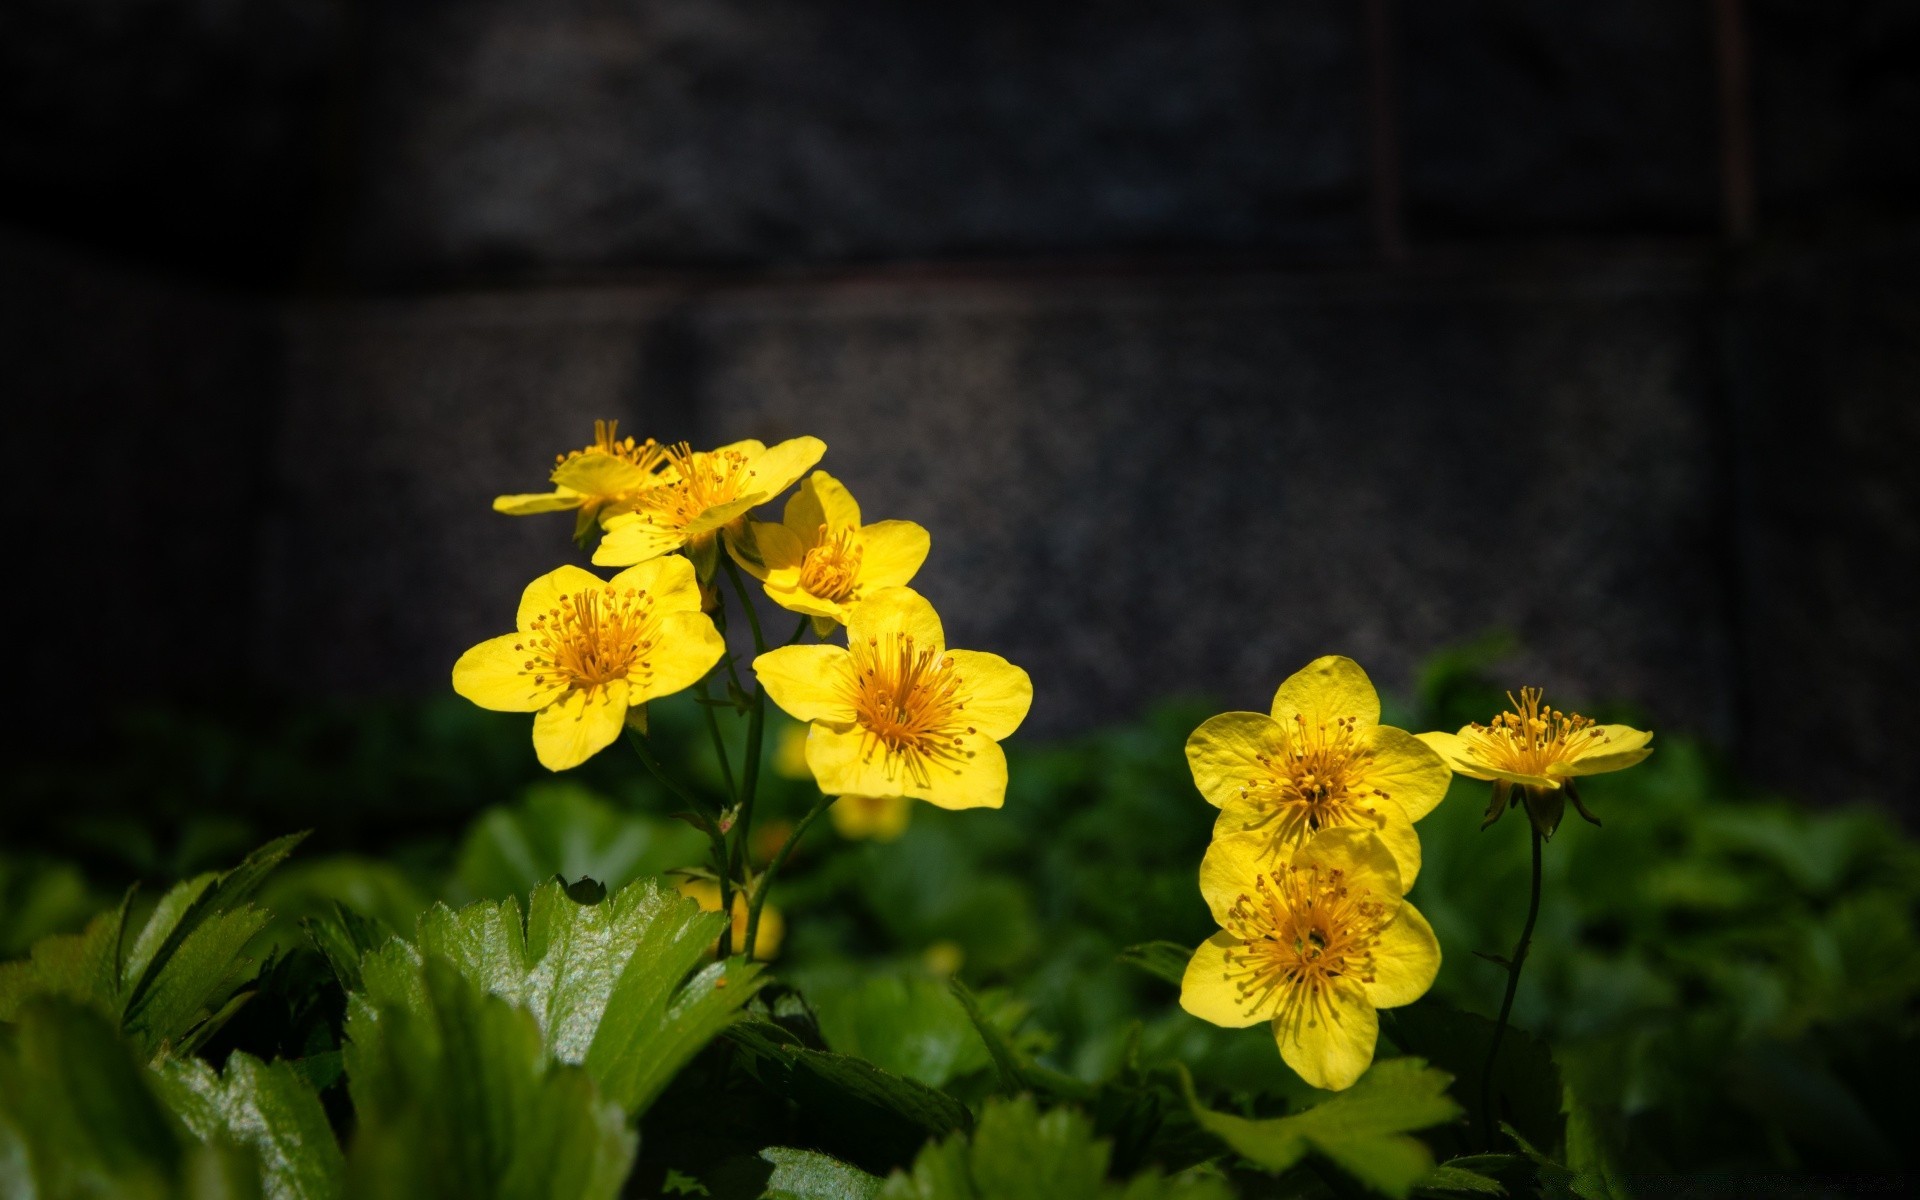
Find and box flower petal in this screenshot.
[1554,725,1654,777]
[914,737,1009,811]
[846,587,945,654]
[1198,830,1279,928]
[1180,931,1268,1029]
[494,490,583,515]
[1356,725,1452,822]
[745,436,827,500]
[516,564,610,631]
[754,645,858,725]
[593,513,684,567]
[531,683,629,771]
[1292,825,1407,903]
[763,581,847,622]
[857,520,932,589]
[1415,730,1498,781]
[1273,976,1378,1091]
[1271,655,1381,731]
[452,634,564,712]
[1362,902,1441,1010]
[782,474,827,539]
[805,724,901,798]
[830,793,912,842]
[806,470,861,531]
[550,454,652,497]
[681,495,763,540]
[751,520,810,574]
[609,553,703,615]
[945,650,1032,741]
[630,611,725,703]
[1185,712,1286,810]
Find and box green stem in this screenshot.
[1480,817,1543,1149]
[719,555,770,891]
[744,794,834,962]
[698,678,737,799]
[626,729,733,954]
[721,555,768,656]
[786,614,811,645]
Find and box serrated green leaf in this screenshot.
[0,900,127,1020]
[1417,1163,1506,1196]
[1179,1058,1461,1198]
[806,971,995,1089]
[1117,943,1191,988]
[301,902,395,994]
[454,783,706,902]
[703,1147,884,1200]
[343,956,634,1200]
[125,906,272,1056]
[949,978,1028,1093]
[155,1052,345,1200]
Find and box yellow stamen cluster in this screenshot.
[518,585,659,697]
[843,632,974,787]
[558,418,669,476]
[799,526,865,602]
[633,442,754,529]
[1460,687,1610,777]
[1223,864,1387,1022]
[1238,714,1389,847]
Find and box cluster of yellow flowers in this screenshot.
[1176,658,1652,1091]
[455,419,1034,821]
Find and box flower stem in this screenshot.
[786,614,811,645]
[719,555,770,893]
[626,728,734,955]
[1480,817,1543,1149]
[744,793,834,962]
[698,678,737,799]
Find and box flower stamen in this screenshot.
[842,633,974,787]
[518,585,660,701]
[1460,687,1610,778]
[1220,864,1388,1021]
[1236,715,1387,848]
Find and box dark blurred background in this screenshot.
[3,1,1917,818]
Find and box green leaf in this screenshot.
[0,999,262,1199]
[1386,1001,1561,1154]
[362,877,764,1117]
[1178,1058,1462,1198]
[807,971,996,1089]
[877,1095,1233,1200]
[1117,942,1191,988]
[949,978,1029,1093]
[1417,1160,1507,1196]
[702,1147,885,1200]
[124,906,272,1056]
[0,898,127,1021]
[301,902,395,994]
[155,1052,346,1200]
[453,782,707,902]
[343,956,635,1200]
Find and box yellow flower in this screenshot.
[593,437,827,578]
[830,793,913,842]
[1418,688,1652,836]
[452,557,724,771]
[492,420,672,541]
[752,587,1032,811]
[739,470,930,635]
[1186,656,1450,888]
[677,879,784,960]
[1180,827,1440,1092]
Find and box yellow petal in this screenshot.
[1554,725,1654,777]
[1271,655,1381,730]
[714,437,768,459]
[845,587,945,653]
[1185,712,1285,810]
[856,520,931,589]
[782,474,827,539]
[531,683,629,771]
[1273,976,1377,1091]
[914,738,1009,811]
[1356,726,1452,822]
[515,564,610,631]
[607,553,703,616]
[744,436,827,500]
[1292,826,1406,903]
[805,725,901,798]
[944,650,1032,741]
[1180,931,1268,1029]
[753,646,857,725]
[1197,830,1279,927]
[629,611,725,703]
[1362,902,1441,1010]
[593,513,684,567]
[751,520,810,574]
[1208,797,1422,891]
[550,454,651,497]
[799,470,861,531]
[452,634,564,712]
[763,581,847,622]
[1415,730,1498,781]
[494,490,584,515]
[681,495,763,540]
[830,793,912,841]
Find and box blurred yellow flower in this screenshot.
[1418,688,1651,835]
[740,471,930,635]
[771,722,811,780]
[752,587,1032,811]
[593,437,826,579]
[830,793,913,842]
[492,420,671,541]
[677,879,783,960]
[1187,656,1450,887]
[452,557,724,771]
[1181,827,1439,1092]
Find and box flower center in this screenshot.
[516,584,660,698]
[1461,687,1608,776]
[634,443,756,529]
[844,632,975,786]
[557,419,669,474]
[1235,715,1387,847]
[1222,864,1388,1020]
[799,526,864,601]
